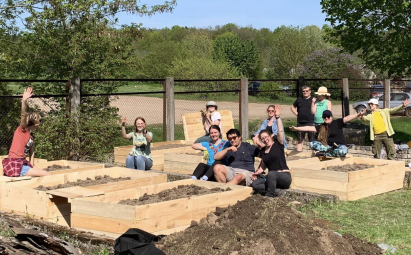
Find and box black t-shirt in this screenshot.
[293,97,314,124]
[261,138,289,171]
[315,118,346,146]
[226,142,260,172]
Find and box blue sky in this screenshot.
[117,0,329,30]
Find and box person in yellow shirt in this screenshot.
[360,98,410,159]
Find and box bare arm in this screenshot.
[144,132,152,143]
[20,87,33,129]
[29,146,34,166]
[327,100,332,110]
[274,104,285,145]
[192,143,207,151]
[290,125,317,132]
[290,105,298,116]
[214,146,236,160]
[252,160,267,180]
[121,117,132,139]
[311,97,317,115]
[343,110,365,124]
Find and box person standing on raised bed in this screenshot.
[289,110,365,157]
[121,117,153,170]
[291,85,315,151]
[194,101,222,143]
[190,125,230,181]
[2,87,50,177]
[251,104,287,148]
[360,98,410,160]
[213,129,260,186]
[251,105,291,197]
[312,86,332,126]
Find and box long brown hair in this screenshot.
[133,117,146,136]
[317,124,329,146]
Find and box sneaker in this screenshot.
[200,176,208,181]
[275,189,287,198]
[191,176,197,180]
[315,151,326,157]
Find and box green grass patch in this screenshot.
[299,190,411,255]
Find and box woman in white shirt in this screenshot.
[194,101,222,143]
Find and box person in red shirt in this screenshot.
[2,87,51,177]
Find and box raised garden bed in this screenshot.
[114,140,196,170]
[0,167,167,227]
[33,160,105,175]
[71,179,252,235]
[291,157,405,201]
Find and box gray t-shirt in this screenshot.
[128,132,153,160]
[226,142,260,172]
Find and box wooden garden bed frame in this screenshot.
[114,140,195,170]
[0,167,167,226]
[291,157,405,200]
[29,160,105,175]
[71,179,253,235]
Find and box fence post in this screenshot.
[239,78,249,141]
[384,79,390,108]
[165,77,175,141]
[342,78,350,117]
[70,76,80,160]
[163,80,167,141]
[297,76,304,98]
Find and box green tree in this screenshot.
[321,0,411,76]
[212,33,261,79]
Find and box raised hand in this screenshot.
[312,97,317,103]
[274,104,282,117]
[357,108,366,117]
[403,98,410,107]
[22,87,33,101]
[121,117,127,126]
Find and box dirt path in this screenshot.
[111,96,350,125]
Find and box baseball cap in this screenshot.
[367,98,379,105]
[322,110,333,117]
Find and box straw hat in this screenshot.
[314,86,331,96]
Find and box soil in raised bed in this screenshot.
[118,184,231,206]
[322,163,377,172]
[157,195,382,255]
[36,175,131,191]
[152,144,189,150]
[43,164,72,171]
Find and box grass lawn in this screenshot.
[299,190,411,255]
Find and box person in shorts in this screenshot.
[291,85,315,151]
[213,129,260,186]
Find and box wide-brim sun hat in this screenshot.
[314,86,331,96]
[206,101,217,107]
[367,98,379,105]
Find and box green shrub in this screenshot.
[257,82,287,100]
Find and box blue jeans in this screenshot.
[126,155,153,170]
[309,141,348,157]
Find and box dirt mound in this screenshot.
[158,196,381,255]
[322,163,376,172]
[43,164,72,171]
[36,175,131,191]
[119,184,231,206]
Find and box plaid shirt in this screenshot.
[2,158,32,177]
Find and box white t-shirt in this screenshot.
[211,111,222,129]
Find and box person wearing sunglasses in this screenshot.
[312,86,332,126]
[251,105,287,148]
[2,87,50,177]
[251,105,291,197]
[213,129,260,187]
[291,85,315,151]
[359,98,410,160]
[289,109,365,157]
[195,101,222,143]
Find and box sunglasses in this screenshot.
[322,115,331,119]
[228,136,238,141]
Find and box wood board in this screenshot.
[72,179,252,234]
[0,167,167,226]
[291,157,405,201]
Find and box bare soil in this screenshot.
[322,163,376,172]
[118,184,231,206]
[157,195,382,255]
[36,175,131,191]
[152,144,190,150]
[43,164,72,171]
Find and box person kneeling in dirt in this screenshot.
[359,98,409,160]
[251,105,291,197]
[289,110,365,157]
[191,125,230,181]
[121,117,153,170]
[213,129,260,186]
[2,87,51,177]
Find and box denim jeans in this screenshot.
[309,141,348,157]
[126,155,153,170]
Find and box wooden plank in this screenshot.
[348,161,404,181]
[348,169,406,192]
[291,185,348,200]
[46,187,104,199]
[0,176,32,183]
[291,168,348,182]
[72,200,136,221]
[347,180,404,201]
[71,213,134,234]
[291,177,348,193]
